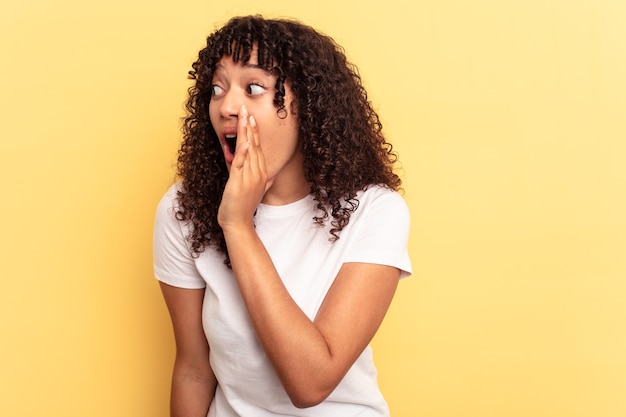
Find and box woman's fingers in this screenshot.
[219,105,271,226]
[246,115,262,176]
[229,105,268,191]
[249,115,260,147]
[231,106,251,170]
[249,115,271,190]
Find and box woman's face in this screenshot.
[209,50,305,198]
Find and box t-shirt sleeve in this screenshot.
[344,188,412,279]
[153,185,206,289]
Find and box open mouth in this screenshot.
[225,134,237,154]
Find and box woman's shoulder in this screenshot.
[357,184,407,207]
[154,182,184,227]
[162,181,182,201]
[351,184,409,223]
[156,182,182,209]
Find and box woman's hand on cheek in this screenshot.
[218,105,273,231]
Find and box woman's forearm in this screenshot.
[170,359,217,417]
[224,222,399,408]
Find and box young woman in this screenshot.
[153,15,412,417]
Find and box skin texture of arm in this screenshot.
[160,283,217,417]
[218,108,401,408]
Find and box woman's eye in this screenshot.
[247,83,265,96]
[211,85,224,96]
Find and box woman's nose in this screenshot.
[219,89,242,119]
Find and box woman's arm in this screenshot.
[224,225,399,408]
[160,282,217,417]
[219,108,401,408]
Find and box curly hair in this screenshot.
[176,15,401,266]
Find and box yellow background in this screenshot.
[1,1,624,416]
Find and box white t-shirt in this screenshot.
[154,183,412,417]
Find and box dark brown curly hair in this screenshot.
[176,15,401,266]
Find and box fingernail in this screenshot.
[249,115,256,127]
